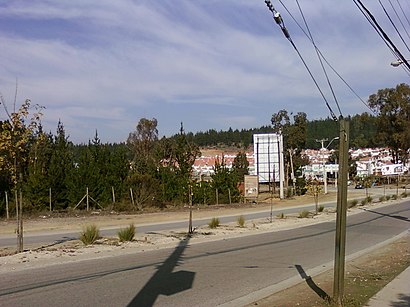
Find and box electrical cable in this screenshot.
[396,0,410,29]
[353,0,410,71]
[276,0,377,113]
[264,0,338,121]
[379,0,410,53]
[295,0,343,118]
[389,0,410,41]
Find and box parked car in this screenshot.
[355,183,364,189]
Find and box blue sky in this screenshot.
[0,0,408,143]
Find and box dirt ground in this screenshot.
[250,235,410,307]
[0,189,408,306]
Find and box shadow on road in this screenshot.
[295,264,331,303]
[362,208,410,222]
[127,234,195,307]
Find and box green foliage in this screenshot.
[232,151,249,183]
[349,199,359,208]
[366,196,373,203]
[208,217,220,229]
[379,196,386,202]
[79,224,100,245]
[211,156,240,204]
[118,224,136,242]
[237,215,245,227]
[391,194,398,200]
[299,210,310,218]
[401,192,408,198]
[318,205,324,212]
[386,195,391,201]
[368,83,410,163]
[360,199,368,206]
[277,212,285,219]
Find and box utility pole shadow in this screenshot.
[127,234,195,307]
[295,264,331,303]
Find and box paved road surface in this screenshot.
[0,200,408,306]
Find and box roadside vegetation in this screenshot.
[79,224,100,245]
[118,224,136,242]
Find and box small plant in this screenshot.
[208,217,220,229]
[276,212,285,219]
[349,199,358,208]
[299,210,310,218]
[379,195,386,202]
[118,224,136,242]
[391,194,398,200]
[401,191,408,198]
[366,196,373,203]
[237,215,245,228]
[360,199,367,206]
[386,195,391,201]
[80,224,100,245]
[318,205,325,213]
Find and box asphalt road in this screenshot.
[0,200,408,306]
[0,186,387,248]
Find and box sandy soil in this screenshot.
[0,191,403,275]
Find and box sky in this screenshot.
[0,0,409,144]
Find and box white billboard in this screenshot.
[381,164,404,176]
[253,133,283,183]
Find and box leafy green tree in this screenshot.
[24,127,53,210]
[47,121,74,209]
[232,151,249,183]
[368,83,410,164]
[211,155,239,204]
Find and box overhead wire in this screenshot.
[389,0,410,41]
[276,0,378,114]
[378,0,410,53]
[263,0,338,121]
[352,0,410,71]
[396,0,410,29]
[294,0,343,118]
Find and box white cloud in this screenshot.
[0,1,408,143]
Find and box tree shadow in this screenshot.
[391,293,410,307]
[295,264,331,303]
[127,234,195,307]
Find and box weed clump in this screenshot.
[237,215,245,228]
[318,205,325,213]
[299,210,310,218]
[277,212,285,219]
[80,224,100,245]
[118,224,136,242]
[208,217,220,229]
[349,199,359,208]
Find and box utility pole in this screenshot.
[316,138,328,194]
[333,118,349,305]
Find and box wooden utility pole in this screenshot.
[333,118,349,305]
[188,184,193,234]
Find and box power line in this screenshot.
[396,0,410,29]
[276,0,377,114]
[378,0,410,53]
[352,0,410,71]
[263,0,338,121]
[389,0,410,41]
[295,0,343,118]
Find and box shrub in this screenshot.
[401,192,408,198]
[299,210,310,218]
[237,215,245,228]
[80,224,100,245]
[386,195,391,201]
[391,194,398,200]
[379,196,386,202]
[349,199,359,208]
[277,212,285,219]
[208,217,220,229]
[360,199,367,206]
[318,205,324,213]
[118,224,136,242]
[366,196,373,203]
